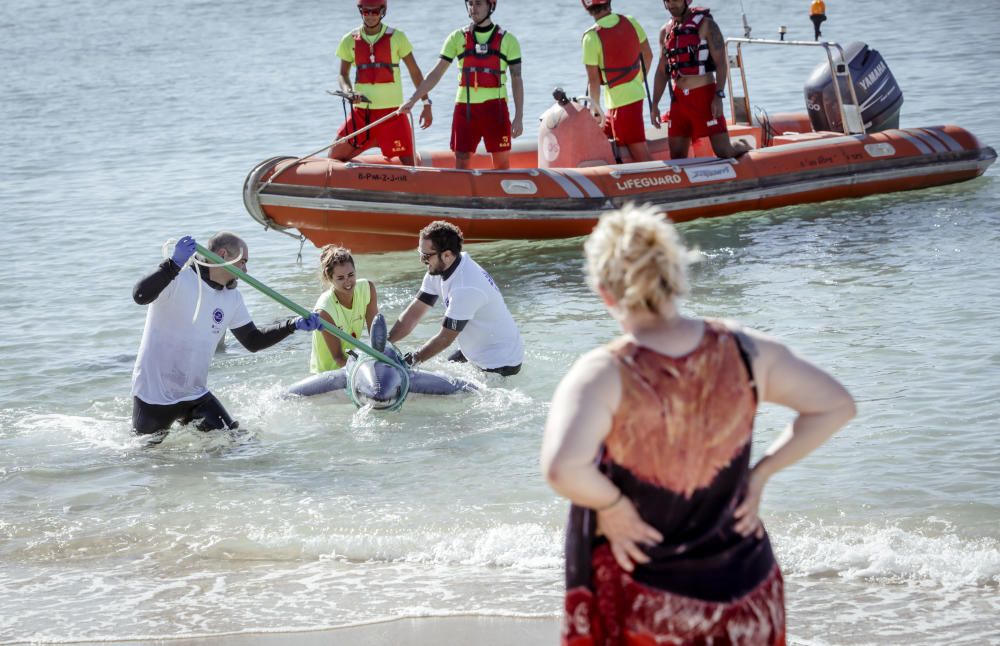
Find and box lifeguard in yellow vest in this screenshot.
[329,0,433,165]
[400,0,524,171]
[580,0,655,163]
[810,0,827,41]
[310,246,380,373]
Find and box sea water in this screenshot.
[0,0,998,643]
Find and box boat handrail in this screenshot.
[243,156,307,249]
[342,160,547,177]
[724,37,865,136]
[302,156,733,179]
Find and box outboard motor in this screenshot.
[804,42,903,134]
[538,88,615,168]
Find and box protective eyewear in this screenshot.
[359,7,382,16]
[418,248,442,262]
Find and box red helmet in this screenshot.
[580,0,611,8]
[465,0,497,7]
[358,0,387,9]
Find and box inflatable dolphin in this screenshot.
[287,313,478,410]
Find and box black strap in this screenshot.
[356,62,399,71]
[416,291,438,306]
[601,60,640,87]
[458,25,507,62]
[733,332,758,403]
[442,317,469,332]
[348,107,373,150]
[457,49,507,62]
[462,65,503,76]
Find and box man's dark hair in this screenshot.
[420,220,464,255]
[586,5,607,16]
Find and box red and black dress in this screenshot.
[563,319,786,646]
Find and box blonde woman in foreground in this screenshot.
[541,205,856,645]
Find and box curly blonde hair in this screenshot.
[319,245,355,283]
[584,204,694,312]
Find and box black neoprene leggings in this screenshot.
[132,393,238,435]
[447,349,522,377]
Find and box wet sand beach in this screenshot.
[57,617,560,646]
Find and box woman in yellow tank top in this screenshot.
[309,246,380,372]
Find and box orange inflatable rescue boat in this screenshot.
[243,40,995,252]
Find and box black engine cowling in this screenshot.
[804,42,903,134]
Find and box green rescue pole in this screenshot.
[195,243,400,367]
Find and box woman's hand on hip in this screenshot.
[597,497,663,572]
[733,467,767,538]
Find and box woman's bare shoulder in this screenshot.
[715,318,789,362]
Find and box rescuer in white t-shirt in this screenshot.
[388,220,524,375]
[131,232,321,442]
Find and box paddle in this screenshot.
[194,243,401,368]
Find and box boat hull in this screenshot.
[244,125,995,252]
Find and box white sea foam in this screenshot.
[775,517,1000,589]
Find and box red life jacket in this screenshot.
[457,25,507,89]
[663,7,716,79]
[353,27,398,85]
[594,15,642,88]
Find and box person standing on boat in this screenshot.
[388,220,524,375]
[810,0,827,41]
[329,0,433,165]
[581,0,655,163]
[541,204,855,645]
[309,245,380,372]
[399,0,524,171]
[651,0,749,159]
[131,233,322,442]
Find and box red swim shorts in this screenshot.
[602,99,646,145]
[667,84,729,139]
[337,106,414,159]
[451,99,512,153]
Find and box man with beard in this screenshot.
[650,0,749,159]
[388,220,523,376]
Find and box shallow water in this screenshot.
[1,0,998,643]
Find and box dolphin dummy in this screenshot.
[287,313,479,410]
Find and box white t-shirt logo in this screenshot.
[213,308,224,323]
[481,269,499,292]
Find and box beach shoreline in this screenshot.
[25,616,561,646]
